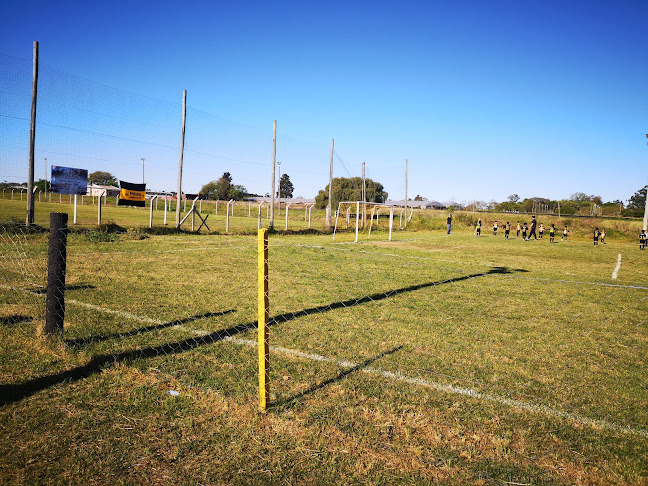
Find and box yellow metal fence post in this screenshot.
[258,228,270,412]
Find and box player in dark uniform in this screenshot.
[640,230,647,250]
[549,224,556,243]
[493,220,499,236]
[522,222,528,240]
[528,216,538,240]
[475,219,482,237]
[593,227,600,246]
[504,222,511,240]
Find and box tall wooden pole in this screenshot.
[362,161,366,227]
[27,41,39,225]
[326,138,334,228]
[644,135,648,231]
[176,90,187,228]
[404,159,408,228]
[270,120,277,228]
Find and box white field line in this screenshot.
[502,274,648,290]
[223,337,648,439]
[612,253,622,280]
[46,295,648,440]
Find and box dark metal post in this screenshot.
[45,212,68,336]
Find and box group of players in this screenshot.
[474,215,567,243]
[471,215,648,249]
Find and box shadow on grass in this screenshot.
[65,310,236,347]
[0,266,526,407]
[31,284,97,295]
[271,345,404,410]
[0,315,32,326]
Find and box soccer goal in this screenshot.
[332,201,396,242]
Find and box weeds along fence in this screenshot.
[4,214,648,436]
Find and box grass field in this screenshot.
[1,200,648,485]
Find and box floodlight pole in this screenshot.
[141,157,145,184]
[277,161,281,216]
[269,120,277,228]
[326,139,334,228]
[644,135,648,231]
[175,90,187,228]
[27,41,39,226]
[404,159,408,229]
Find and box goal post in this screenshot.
[333,201,396,242]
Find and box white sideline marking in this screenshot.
[612,253,622,280]
[224,337,648,439]
[503,275,648,290]
[5,286,647,439]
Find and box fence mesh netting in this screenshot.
[3,222,648,440]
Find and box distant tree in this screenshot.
[507,194,520,203]
[278,174,294,198]
[88,171,118,186]
[414,195,427,201]
[230,184,247,200]
[34,179,50,192]
[200,172,248,200]
[570,192,589,202]
[315,177,387,209]
[625,185,647,217]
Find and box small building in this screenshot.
[386,199,446,210]
[86,184,119,197]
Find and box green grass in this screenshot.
[1,199,648,485]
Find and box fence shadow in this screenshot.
[65,310,236,347]
[1,266,526,407]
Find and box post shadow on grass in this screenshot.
[31,284,96,295]
[0,266,527,407]
[270,345,404,411]
[65,310,236,347]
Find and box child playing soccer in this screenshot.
[593,227,600,246]
[538,223,544,239]
[640,230,647,250]
[522,222,528,240]
[493,220,499,236]
[476,219,482,237]
[516,221,521,238]
[562,226,569,241]
[549,224,556,243]
[504,222,510,240]
[601,229,606,244]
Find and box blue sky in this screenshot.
[1,0,647,203]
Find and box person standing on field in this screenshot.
[475,219,482,237]
[600,229,606,244]
[549,224,556,243]
[522,222,528,240]
[562,225,569,241]
[593,227,600,246]
[446,213,452,234]
[516,221,521,238]
[640,230,647,250]
[504,222,511,240]
[528,216,538,240]
[538,223,544,239]
[493,220,499,236]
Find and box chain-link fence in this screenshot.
[3,215,648,438]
